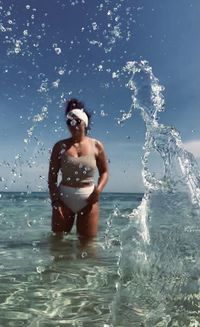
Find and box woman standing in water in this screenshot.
[48,98,109,240]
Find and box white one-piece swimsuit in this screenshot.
[58,139,97,213]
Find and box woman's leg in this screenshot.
[76,202,99,239]
[52,202,75,234]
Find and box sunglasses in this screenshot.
[66,118,82,127]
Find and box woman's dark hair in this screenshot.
[65,98,92,133]
[65,98,84,114]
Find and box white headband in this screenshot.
[67,109,88,127]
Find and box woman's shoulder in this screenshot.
[88,137,100,146]
[53,139,70,151]
[89,137,104,153]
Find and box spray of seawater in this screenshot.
[122,60,200,207]
[108,60,200,326]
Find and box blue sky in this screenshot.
[1,0,200,192]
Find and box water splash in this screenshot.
[0,0,137,192]
[109,61,200,326]
[123,60,200,207]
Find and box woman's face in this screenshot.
[66,117,86,135]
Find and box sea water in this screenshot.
[0,191,199,326]
[0,191,140,327]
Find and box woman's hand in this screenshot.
[87,186,100,206]
[52,200,65,219]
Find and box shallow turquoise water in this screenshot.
[0,192,199,326]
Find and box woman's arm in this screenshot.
[96,140,109,193]
[48,142,61,204]
[87,140,109,205]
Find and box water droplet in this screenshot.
[27,220,32,227]
[14,40,22,54]
[58,68,65,75]
[52,79,60,88]
[97,65,103,71]
[0,24,6,32]
[36,266,45,274]
[92,22,98,30]
[112,71,119,79]
[100,110,107,117]
[54,47,61,55]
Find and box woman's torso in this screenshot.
[59,137,97,187]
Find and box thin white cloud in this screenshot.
[182,140,200,158]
